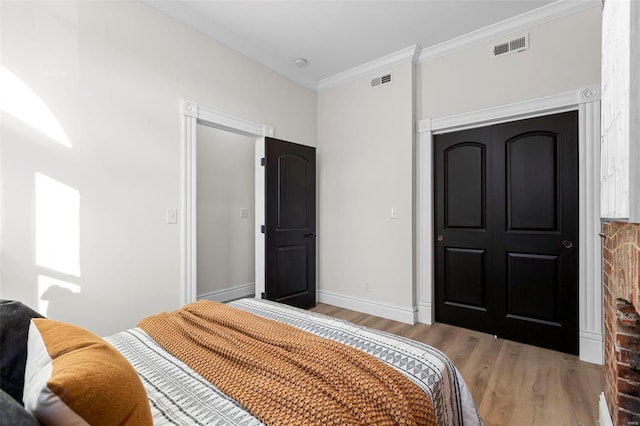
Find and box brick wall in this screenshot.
[602,221,640,424]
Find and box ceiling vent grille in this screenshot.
[494,42,510,56]
[493,33,529,57]
[371,73,392,88]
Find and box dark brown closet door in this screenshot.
[492,111,578,354]
[434,126,494,333]
[434,111,578,354]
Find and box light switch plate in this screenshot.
[166,208,177,224]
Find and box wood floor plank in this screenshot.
[478,340,525,425]
[457,332,503,408]
[311,303,603,426]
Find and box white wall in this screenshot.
[0,0,316,336]
[317,62,415,313]
[419,6,602,119]
[196,126,255,298]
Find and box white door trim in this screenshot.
[181,99,274,305]
[416,85,603,364]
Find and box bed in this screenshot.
[1,298,483,426]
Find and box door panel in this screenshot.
[434,111,578,354]
[277,154,310,229]
[265,137,316,309]
[445,247,486,309]
[446,144,486,229]
[506,252,560,323]
[435,127,493,333]
[275,245,309,299]
[493,111,578,354]
[507,133,558,231]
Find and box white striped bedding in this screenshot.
[106,298,482,426]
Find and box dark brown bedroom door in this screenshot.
[264,137,316,309]
[434,126,494,334]
[434,111,579,354]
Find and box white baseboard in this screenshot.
[600,393,613,426]
[197,283,255,303]
[420,306,602,364]
[580,330,604,365]
[317,290,417,324]
[417,302,433,325]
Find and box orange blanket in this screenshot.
[138,301,435,426]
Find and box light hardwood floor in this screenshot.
[311,303,603,426]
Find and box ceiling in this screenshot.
[145,0,566,90]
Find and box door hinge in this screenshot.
[261,292,266,299]
[260,157,266,166]
[261,225,266,234]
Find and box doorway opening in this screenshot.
[196,125,255,302]
[180,99,274,306]
[416,85,603,363]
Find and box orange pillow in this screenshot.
[23,319,152,426]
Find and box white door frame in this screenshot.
[415,85,603,364]
[181,99,274,305]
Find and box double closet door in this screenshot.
[434,111,578,354]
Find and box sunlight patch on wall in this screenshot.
[36,173,80,276]
[0,67,71,148]
[37,275,81,316]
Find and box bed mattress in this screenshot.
[106,298,482,426]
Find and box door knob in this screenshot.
[437,235,444,242]
[562,240,574,249]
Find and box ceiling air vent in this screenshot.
[371,73,392,88]
[493,42,510,56]
[493,33,529,58]
[510,36,527,51]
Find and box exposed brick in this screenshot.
[618,309,640,328]
[619,394,640,413]
[617,333,640,352]
[605,260,613,278]
[620,268,628,288]
[617,299,638,311]
[619,321,640,335]
[602,221,640,422]
[606,234,614,251]
[619,361,640,384]
[617,311,640,338]
[619,407,640,426]
[610,403,618,424]
[618,378,640,398]
[606,312,616,337]
[619,348,640,368]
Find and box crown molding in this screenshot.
[419,0,601,63]
[146,0,600,93]
[317,45,420,92]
